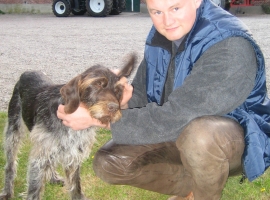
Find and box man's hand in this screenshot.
[57,104,107,130]
[118,77,133,109]
[57,72,133,130]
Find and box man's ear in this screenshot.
[195,0,203,8]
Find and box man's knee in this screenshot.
[176,115,244,174]
[175,116,245,199]
[93,140,139,185]
[93,147,118,184]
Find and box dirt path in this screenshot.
[0,13,270,111]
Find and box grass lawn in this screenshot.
[0,111,270,199]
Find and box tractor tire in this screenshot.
[211,0,230,11]
[72,9,87,15]
[52,0,71,17]
[86,0,113,17]
[110,0,126,15]
[223,0,231,11]
[217,0,231,11]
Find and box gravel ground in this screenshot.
[0,13,270,112]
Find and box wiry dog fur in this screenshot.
[0,54,136,200]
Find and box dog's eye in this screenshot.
[93,77,108,89]
[99,81,107,88]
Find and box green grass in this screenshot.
[0,111,270,199]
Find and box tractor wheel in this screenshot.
[119,0,126,12]
[223,0,231,11]
[86,0,113,17]
[72,9,87,15]
[110,0,126,15]
[52,0,71,17]
[220,0,226,9]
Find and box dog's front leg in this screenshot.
[65,165,89,200]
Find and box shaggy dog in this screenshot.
[0,54,136,200]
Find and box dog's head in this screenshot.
[60,54,137,125]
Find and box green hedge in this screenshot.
[262,3,270,14]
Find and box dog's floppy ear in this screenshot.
[60,76,81,114]
[117,53,137,78]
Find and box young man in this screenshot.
[57,0,270,199]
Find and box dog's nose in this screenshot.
[107,102,119,113]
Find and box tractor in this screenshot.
[212,0,231,11]
[52,0,126,17]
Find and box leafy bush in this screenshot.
[262,3,270,14]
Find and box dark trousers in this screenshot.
[93,116,245,200]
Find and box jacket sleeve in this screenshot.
[127,58,148,108]
[111,37,258,145]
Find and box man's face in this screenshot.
[146,0,202,41]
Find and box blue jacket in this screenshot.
[145,0,270,181]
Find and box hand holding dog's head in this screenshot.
[60,53,137,124]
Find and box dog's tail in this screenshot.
[0,82,26,199]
